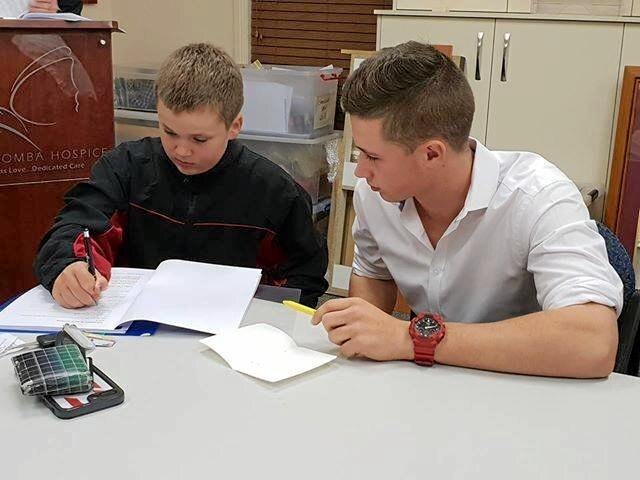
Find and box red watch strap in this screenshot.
[413,344,436,366]
[410,313,446,366]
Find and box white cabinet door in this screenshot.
[379,16,495,142]
[486,20,623,186]
[395,0,508,12]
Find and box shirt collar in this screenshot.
[462,138,500,213]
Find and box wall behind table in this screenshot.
[82,1,113,20]
[106,0,247,66]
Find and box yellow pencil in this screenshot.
[282,300,316,316]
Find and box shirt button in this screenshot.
[432,268,442,275]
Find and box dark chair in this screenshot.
[597,222,640,375]
[617,291,640,375]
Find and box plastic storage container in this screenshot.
[240,65,343,139]
[238,132,339,205]
[113,66,158,112]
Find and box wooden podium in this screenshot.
[0,20,120,302]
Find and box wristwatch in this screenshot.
[409,312,446,366]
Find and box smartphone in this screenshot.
[42,363,124,419]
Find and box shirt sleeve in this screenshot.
[524,181,624,315]
[34,145,131,291]
[351,181,393,280]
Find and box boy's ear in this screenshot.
[418,140,446,162]
[227,114,243,140]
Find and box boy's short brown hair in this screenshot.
[156,43,243,128]
[341,41,474,152]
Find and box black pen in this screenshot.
[82,227,96,278]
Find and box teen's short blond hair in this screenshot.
[156,43,243,128]
[341,41,474,152]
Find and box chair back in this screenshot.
[615,290,640,375]
[597,222,635,303]
[597,222,640,375]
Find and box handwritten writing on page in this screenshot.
[0,268,153,333]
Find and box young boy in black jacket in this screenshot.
[35,43,328,308]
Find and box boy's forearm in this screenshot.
[349,273,397,314]
[434,303,618,378]
[34,224,83,291]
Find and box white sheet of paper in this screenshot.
[18,12,90,21]
[201,323,336,382]
[123,260,261,334]
[0,333,24,355]
[0,268,153,333]
[241,80,292,134]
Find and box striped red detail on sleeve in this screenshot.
[72,212,127,281]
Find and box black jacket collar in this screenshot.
[156,138,244,185]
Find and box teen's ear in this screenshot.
[227,114,243,139]
[418,139,446,163]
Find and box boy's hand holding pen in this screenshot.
[50,228,108,309]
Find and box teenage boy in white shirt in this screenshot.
[312,41,623,379]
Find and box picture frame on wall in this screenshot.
[605,66,640,266]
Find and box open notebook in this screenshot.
[0,260,261,334]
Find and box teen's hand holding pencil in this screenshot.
[285,298,413,361]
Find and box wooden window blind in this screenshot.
[251,0,393,129]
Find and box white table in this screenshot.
[1,298,639,479]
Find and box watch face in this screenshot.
[415,315,441,338]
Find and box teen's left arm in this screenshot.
[312,298,617,378]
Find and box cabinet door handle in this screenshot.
[475,32,484,81]
[500,33,511,82]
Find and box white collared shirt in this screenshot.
[0,0,29,17]
[352,139,623,323]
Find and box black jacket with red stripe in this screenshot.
[34,137,328,306]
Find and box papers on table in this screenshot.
[0,268,153,334]
[201,323,336,382]
[0,260,262,335]
[123,260,261,334]
[0,333,24,356]
[18,12,90,21]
